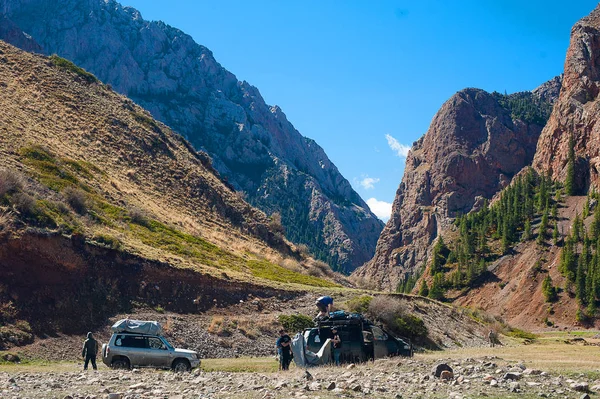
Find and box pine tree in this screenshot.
[576,252,588,305]
[537,207,549,245]
[542,275,558,302]
[552,220,559,245]
[429,272,446,301]
[523,218,532,241]
[418,279,429,297]
[565,134,576,196]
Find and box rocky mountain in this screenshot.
[533,6,600,189]
[354,88,553,290]
[0,0,383,273]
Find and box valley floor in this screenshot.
[2,337,600,399]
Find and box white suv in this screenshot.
[102,332,200,372]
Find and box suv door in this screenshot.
[371,326,389,359]
[117,334,147,366]
[144,336,172,368]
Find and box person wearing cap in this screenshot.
[276,329,292,371]
[331,327,342,366]
[82,332,99,371]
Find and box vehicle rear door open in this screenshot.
[371,326,389,359]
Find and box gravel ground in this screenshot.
[1,355,599,399]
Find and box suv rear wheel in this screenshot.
[172,359,191,372]
[112,358,130,370]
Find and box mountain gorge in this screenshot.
[0,0,383,273]
[354,87,556,290]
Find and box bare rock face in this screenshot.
[354,88,546,290]
[0,0,383,272]
[532,75,563,105]
[533,5,600,190]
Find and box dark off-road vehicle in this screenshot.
[304,312,413,363]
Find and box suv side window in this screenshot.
[371,326,388,341]
[120,335,147,348]
[147,337,167,350]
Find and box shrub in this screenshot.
[63,187,88,214]
[394,314,428,340]
[506,328,537,340]
[269,212,285,235]
[208,317,234,337]
[11,192,36,217]
[367,296,406,326]
[50,54,98,83]
[418,280,429,297]
[129,207,150,226]
[92,234,122,250]
[346,295,373,314]
[277,314,314,333]
[0,169,23,198]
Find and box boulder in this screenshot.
[432,363,453,378]
[440,370,454,381]
[503,372,522,381]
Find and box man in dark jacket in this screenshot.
[276,329,292,371]
[82,332,98,370]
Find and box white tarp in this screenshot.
[291,332,332,367]
[111,319,163,336]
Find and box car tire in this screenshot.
[172,359,191,372]
[111,358,130,370]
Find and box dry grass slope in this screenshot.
[0,41,337,289]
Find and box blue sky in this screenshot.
[123,0,597,221]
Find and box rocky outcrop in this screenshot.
[533,5,600,190]
[0,0,383,273]
[532,75,563,105]
[355,89,547,290]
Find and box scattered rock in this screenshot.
[432,363,453,378]
[326,382,336,390]
[346,364,356,369]
[571,382,589,392]
[490,380,498,387]
[503,372,522,381]
[440,370,454,380]
[580,394,591,399]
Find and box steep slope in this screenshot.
[0,41,344,339]
[533,5,600,191]
[355,88,553,290]
[454,5,600,329]
[0,0,383,273]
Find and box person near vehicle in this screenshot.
[331,327,342,366]
[276,329,292,370]
[488,329,496,348]
[315,295,334,319]
[82,332,99,370]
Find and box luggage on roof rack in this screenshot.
[111,319,163,336]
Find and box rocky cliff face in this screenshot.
[0,0,383,273]
[533,5,600,189]
[355,88,549,290]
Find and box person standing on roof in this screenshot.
[315,296,334,319]
[82,332,99,371]
[276,329,292,371]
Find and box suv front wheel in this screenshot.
[172,359,191,372]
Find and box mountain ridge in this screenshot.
[354,85,556,290]
[0,0,384,273]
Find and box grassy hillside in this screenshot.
[0,41,340,289]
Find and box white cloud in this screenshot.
[359,176,380,190]
[367,198,393,222]
[385,134,411,157]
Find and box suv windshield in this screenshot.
[161,337,175,350]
